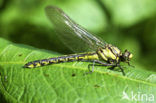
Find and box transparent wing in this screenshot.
[45,6,106,53]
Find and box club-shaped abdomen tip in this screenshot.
[23,62,34,68]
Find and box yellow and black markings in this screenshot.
[23,6,133,76]
[24,52,99,68]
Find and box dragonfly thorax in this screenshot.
[97,44,122,63]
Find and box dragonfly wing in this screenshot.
[45,6,106,53]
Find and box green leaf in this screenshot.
[0,38,156,103]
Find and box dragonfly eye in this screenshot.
[121,50,133,62]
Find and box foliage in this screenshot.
[0,0,156,102]
[0,38,156,103]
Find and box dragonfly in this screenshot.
[23,6,133,75]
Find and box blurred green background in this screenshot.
[0,0,156,71]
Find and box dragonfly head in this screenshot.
[121,49,133,64]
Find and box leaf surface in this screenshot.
[0,38,156,103]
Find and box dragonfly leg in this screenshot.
[95,61,126,76]
[108,64,126,76]
[127,62,135,68]
[117,64,125,76]
[85,61,95,75]
[87,60,96,73]
[86,60,126,76]
[108,65,116,70]
[85,60,116,75]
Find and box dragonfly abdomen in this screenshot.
[24,52,99,68]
